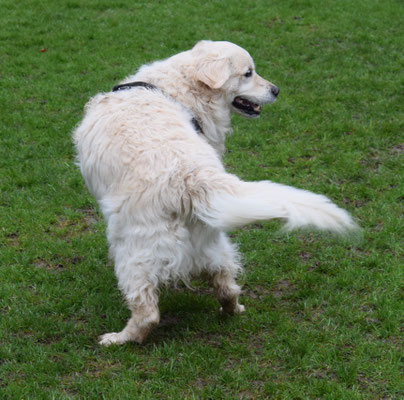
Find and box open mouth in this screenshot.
[232,96,262,117]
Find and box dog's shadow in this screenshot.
[144,286,238,346]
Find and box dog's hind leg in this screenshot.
[99,278,160,346]
[213,268,245,315]
[206,233,245,315]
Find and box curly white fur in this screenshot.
[73,41,356,346]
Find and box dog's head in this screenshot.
[191,40,279,118]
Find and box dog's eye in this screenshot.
[244,69,253,78]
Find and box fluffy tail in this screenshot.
[194,178,357,234]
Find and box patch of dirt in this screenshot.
[243,284,271,300]
[308,367,337,381]
[77,207,99,227]
[299,251,312,262]
[191,330,225,348]
[383,335,402,349]
[0,305,11,315]
[307,261,321,272]
[342,197,369,208]
[193,377,208,389]
[265,17,283,28]
[52,208,100,239]
[33,256,83,271]
[159,313,180,328]
[271,279,295,299]
[247,336,265,356]
[360,149,382,169]
[391,143,404,154]
[238,390,260,400]
[356,371,374,391]
[240,223,265,231]
[34,258,64,271]
[6,232,19,247]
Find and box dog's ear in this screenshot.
[194,57,231,89]
[192,41,232,89]
[193,56,232,89]
[193,52,232,89]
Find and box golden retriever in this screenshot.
[73,41,356,345]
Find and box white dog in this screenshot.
[73,41,356,346]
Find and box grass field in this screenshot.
[0,0,403,398]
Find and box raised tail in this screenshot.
[193,177,357,234]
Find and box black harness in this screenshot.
[112,81,203,135]
[112,81,157,92]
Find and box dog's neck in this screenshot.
[126,54,233,157]
[186,87,232,156]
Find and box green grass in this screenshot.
[0,0,403,398]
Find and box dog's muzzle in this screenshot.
[232,85,279,118]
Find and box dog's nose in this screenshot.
[271,85,280,97]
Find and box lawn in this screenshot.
[0,0,403,398]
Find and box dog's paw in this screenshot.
[220,303,245,315]
[235,304,246,314]
[99,332,128,346]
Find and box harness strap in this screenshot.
[112,81,157,92]
[111,81,203,135]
